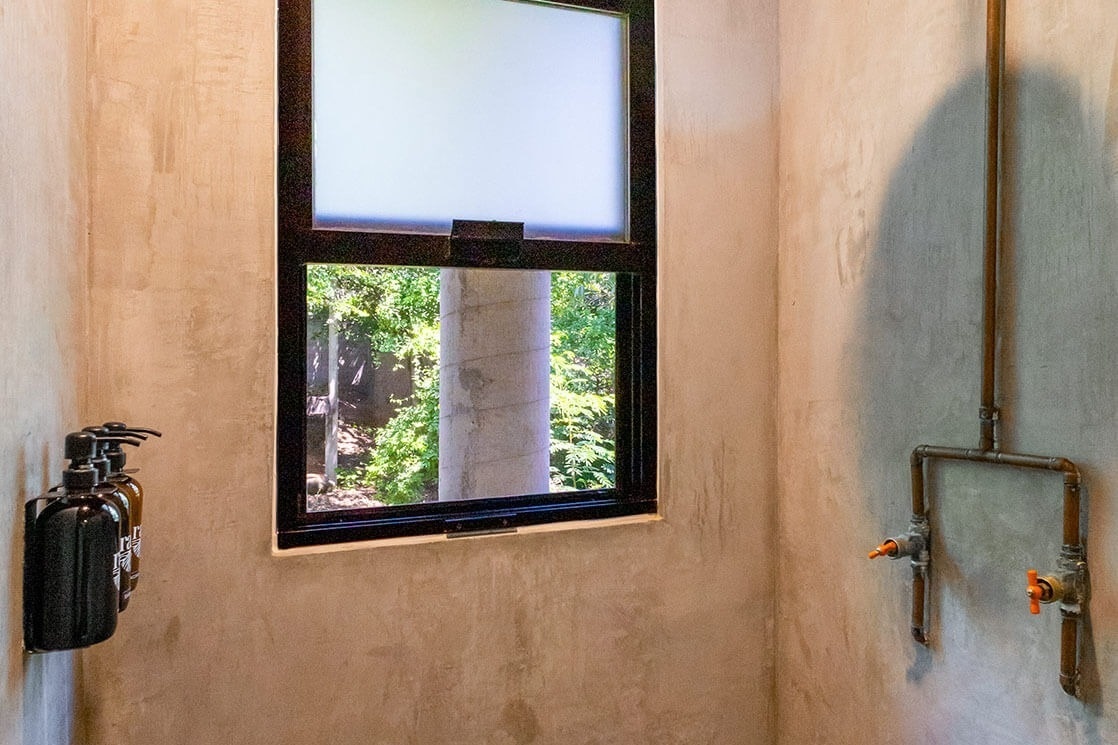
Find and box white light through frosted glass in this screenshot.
[312,0,627,240]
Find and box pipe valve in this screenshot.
[868,540,898,559]
[867,532,923,560]
[1025,569,1062,615]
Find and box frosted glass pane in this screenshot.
[313,0,627,241]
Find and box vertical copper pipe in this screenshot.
[980,0,1006,451]
[910,452,926,515]
[1060,616,1079,696]
[909,451,929,643]
[911,570,928,644]
[1063,476,1081,546]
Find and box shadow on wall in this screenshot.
[853,66,1116,732]
[1,440,79,745]
[9,448,27,699]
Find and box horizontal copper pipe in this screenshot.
[913,445,1078,479]
[910,445,1082,544]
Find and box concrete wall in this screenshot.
[24,0,1118,741]
[0,0,88,743]
[777,2,1118,743]
[80,1,779,744]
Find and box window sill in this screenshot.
[270,512,662,557]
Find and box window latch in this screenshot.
[449,219,524,267]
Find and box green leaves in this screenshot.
[307,264,439,354]
[549,272,616,491]
[308,266,616,504]
[359,370,440,504]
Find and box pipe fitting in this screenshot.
[978,405,1001,451]
[1026,547,1088,697]
[868,529,925,561]
[1056,545,1089,617]
[867,536,906,560]
[1025,552,1087,616]
[867,515,932,644]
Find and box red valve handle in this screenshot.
[1026,569,1043,615]
[868,540,898,560]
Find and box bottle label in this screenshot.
[112,552,121,591]
[118,536,132,575]
[132,525,142,558]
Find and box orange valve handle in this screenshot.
[1026,569,1044,615]
[868,540,899,560]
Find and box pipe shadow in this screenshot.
[854,63,1116,731]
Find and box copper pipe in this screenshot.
[911,569,928,644]
[1060,615,1079,696]
[1063,479,1081,546]
[908,453,930,643]
[910,452,926,516]
[885,0,1088,698]
[979,0,1006,451]
[908,444,1086,693]
[911,445,1080,544]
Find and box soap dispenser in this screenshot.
[24,432,123,652]
[83,426,137,611]
[101,422,161,594]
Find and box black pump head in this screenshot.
[62,432,99,491]
[65,431,142,487]
[64,431,98,462]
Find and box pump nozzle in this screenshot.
[103,422,162,438]
[97,423,155,474]
[81,427,143,448]
[81,429,141,481]
[79,428,143,484]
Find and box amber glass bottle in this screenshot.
[107,454,143,592]
[103,422,162,594]
[85,428,136,611]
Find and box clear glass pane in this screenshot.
[305,265,616,511]
[312,0,628,240]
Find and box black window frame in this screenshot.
[276,0,656,549]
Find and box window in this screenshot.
[277,0,655,548]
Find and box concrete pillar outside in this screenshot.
[438,268,551,500]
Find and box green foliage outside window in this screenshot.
[307,265,615,504]
[548,272,615,490]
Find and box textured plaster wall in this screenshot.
[778,1,1118,743]
[0,0,88,743]
[80,1,779,744]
